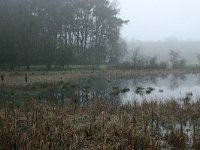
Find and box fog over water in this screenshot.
[118,0,200,41]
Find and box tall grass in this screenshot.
[0,98,200,149]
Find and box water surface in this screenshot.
[1,73,200,105]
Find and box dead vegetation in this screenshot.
[1,68,200,86]
[0,98,200,149]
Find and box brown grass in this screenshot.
[1,68,200,86]
[0,98,200,149]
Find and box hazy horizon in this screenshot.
[127,39,200,64]
[119,0,200,41]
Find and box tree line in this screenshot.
[0,0,128,70]
[116,49,188,70]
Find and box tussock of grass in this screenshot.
[0,99,200,149]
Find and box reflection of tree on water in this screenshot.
[159,74,168,79]
[170,74,178,89]
[197,74,200,85]
[179,74,186,80]
[135,75,159,85]
[76,88,121,106]
[170,74,186,89]
[147,75,158,84]
[130,75,147,87]
[6,73,199,107]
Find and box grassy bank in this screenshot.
[1,68,200,86]
[0,98,200,149]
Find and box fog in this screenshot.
[1,0,200,69]
[119,0,200,41]
[118,0,200,63]
[127,38,200,63]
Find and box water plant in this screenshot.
[146,87,155,94]
[111,87,120,95]
[120,88,130,93]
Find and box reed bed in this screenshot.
[0,98,200,149]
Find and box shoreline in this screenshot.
[1,68,200,86]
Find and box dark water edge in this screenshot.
[1,73,200,106]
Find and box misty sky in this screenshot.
[119,0,200,41]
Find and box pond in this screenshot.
[1,73,200,105]
[119,73,200,103]
[75,73,200,104]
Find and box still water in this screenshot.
[1,73,200,104]
[119,73,200,103]
[64,73,200,104]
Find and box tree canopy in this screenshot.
[0,0,128,70]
